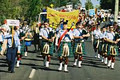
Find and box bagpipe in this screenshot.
[42,28,55,55]
[82,29,89,40]
[57,22,74,49]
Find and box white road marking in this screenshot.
[29,69,36,79]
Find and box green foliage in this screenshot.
[100,0,115,11]
[85,0,94,10]
[100,0,120,13]
[0,0,81,23]
[27,0,43,21]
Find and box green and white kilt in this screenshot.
[58,42,73,57]
[42,41,54,56]
[20,40,25,55]
[73,41,86,55]
[107,43,119,56]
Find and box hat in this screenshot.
[76,21,82,26]
[63,22,67,25]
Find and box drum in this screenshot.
[25,38,32,46]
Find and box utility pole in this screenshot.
[114,0,119,22]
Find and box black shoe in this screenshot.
[107,66,110,69]
[111,68,114,70]
[45,67,49,70]
[78,66,82,68]
[10,71,15,73]
[64,71,69,73]
[72,65,76,67]
[8,67,11,72]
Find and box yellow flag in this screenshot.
[47,7,79,29]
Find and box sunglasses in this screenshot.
[44,24,48,25]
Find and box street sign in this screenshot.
[7,19,20,26]
[89,9,95,16]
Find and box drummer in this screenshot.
[20,21,32,57]
[39,21,55,68]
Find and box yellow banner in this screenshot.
[47,7,79,29]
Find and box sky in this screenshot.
[80,0,100,7]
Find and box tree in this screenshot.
[71,0,81,8]
[95,5,100,9]
[100,0,115,12]
[85,0,94,10]
[100,0,120,13]
[0,0,22,20]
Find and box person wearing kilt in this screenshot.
[15,26,26,68]
[104,26,119,69]
[98,26,108,63]
[56,22,73,72]
[39,21,55,68]
[92,25,102,58]
[73,21,90,68]
[20,21,31,57]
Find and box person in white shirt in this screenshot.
[93,25,102,58]
[56,22,73,72]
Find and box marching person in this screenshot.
[0,28,4,54]
[92,25,102,58]
[73,21,90,68]
[15,26,25,68]
[33,22,40,52]
[56,22,73,72]
[0,20,11,56]
[97,26,108,63]
[20,21,31,57]
[104,26,119,69]
[39,21,55,68]
[5,26,20,73]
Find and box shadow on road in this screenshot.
[32,66,59,72]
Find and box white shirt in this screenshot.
[1,24,10,34]
[93,29,101,39]
[57,30,73,42]
[106,32,115,40]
